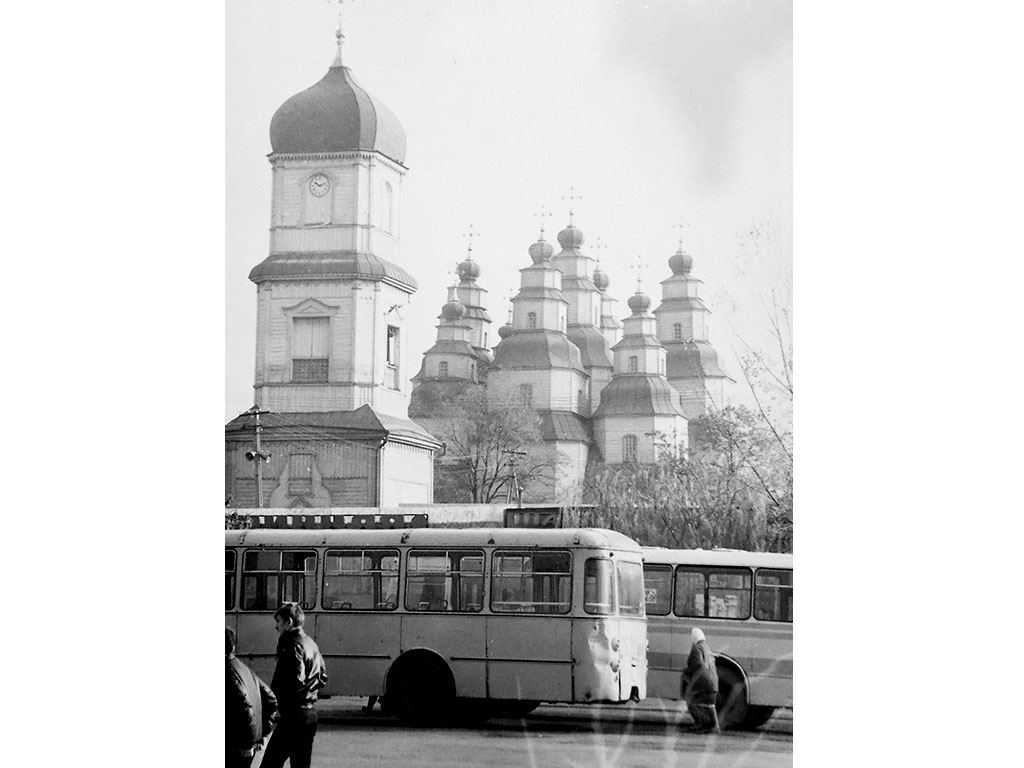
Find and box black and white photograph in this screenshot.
[225,2,791,766]
[13,0,1024,766]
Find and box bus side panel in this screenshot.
[312,612,401,698]
[698,622,793,708]
[571,618,622,703]
[486,617,572,700]
[645,616,683,699]
[234,612,279,685]
[402,614,487,698]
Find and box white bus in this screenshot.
[226,527,647,722]
[642,547,793,729]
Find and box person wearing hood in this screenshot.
[681,627,721,733]
[226,627,277,768]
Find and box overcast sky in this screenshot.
[226,0,793,420]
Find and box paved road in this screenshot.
[252,698,793,768]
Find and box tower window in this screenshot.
[387,326,399,366]
[292,317,329,382]
[527,312,537,329]
[623,434,638,463]
[439,361,449,378]
[628,355,638,373]
[386,326,400,390]
[470,362,476,381]
[673,323,682,340]
[520,384,533,407]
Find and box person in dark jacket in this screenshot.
[681,627,721,733]
[259,603,328,768]
[226,627,278,768]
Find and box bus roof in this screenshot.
[641,546,792,569]
[226,527,643,553]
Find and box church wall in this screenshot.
[225,438,379,509]
[379,442,434,505]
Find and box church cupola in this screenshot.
[654,241,734,421]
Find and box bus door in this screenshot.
[486,549,573,701]
[314,548,402,698]
[401,549,488,698]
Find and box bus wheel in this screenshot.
[386,656,455,724]
[715,666,748,730]
[741,705,775,730]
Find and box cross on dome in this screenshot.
[533,205,552,239]
[562,187,582,226]
[329,0,355,68]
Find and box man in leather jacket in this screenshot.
[226,627,277,768]
[259,603,328,768]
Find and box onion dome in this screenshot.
[269,62,407,164]
[498,323,513,339]
[592,265,610,292]
[457,256,481,282]
[557,224,584,250]
[529,237,554,264]
[441,298,465,320]
[627,291,652,314]
[668,248,694,275]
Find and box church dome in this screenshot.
[627,291,651,314]
[557,224,584,250]
[269,64,407,164]
[498,323,512,339]
[592,265,610,291]
[457,256,481,281]
[441,298,465,320]
[529,238,554,264]
[669,249,694,275]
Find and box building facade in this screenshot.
[227,32,439,509]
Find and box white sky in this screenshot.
[225,0,793,421]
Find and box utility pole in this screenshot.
[243,406,271,508]
[503,449,527,508]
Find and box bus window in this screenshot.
[616,561,645,617]
[674,570,706,617]
[226,549,236,610]
[323,549,399,611]
[673,567,751,619]
[491,550,571,614]
[708,570,751,619]
[754,568,793,622]
[643,564,672,616]
[405,549,484,612]
[584,558,615,615]
[241,549,317,611]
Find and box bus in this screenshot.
[226,527,647,722]
[642,547,793,730]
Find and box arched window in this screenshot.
[527,312,537,329]
[623,434,638,463]
[520,384,533,406]
[628,355,638,373]
[469,362,476,380]
[438,361,448,378]
[673,323,682,340]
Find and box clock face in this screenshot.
[309,174,331,197]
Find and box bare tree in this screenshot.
[431,383,545,503]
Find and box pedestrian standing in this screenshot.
[681,627,721,733]
[260,603,328,768]
[226,627,278,768]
